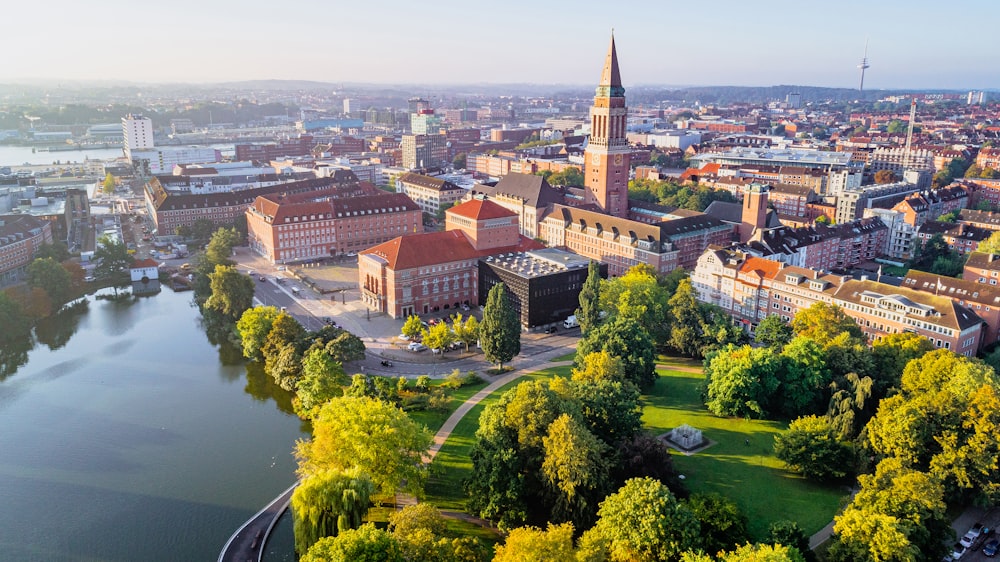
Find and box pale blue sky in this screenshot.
[3,0,998,89]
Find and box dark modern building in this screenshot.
[478,248,607,330]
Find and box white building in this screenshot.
[122,114,154,162]
[129,147,222,175]
[130,258,160,282]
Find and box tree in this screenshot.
[292,468,375,556]
[493,523,576,562]
[776,337,830,418]
[204,226,239,267]
[581,477,701,562]
[480,283,520,369]
[576,260,603,335]
[704,345,781,418]
[682,544,806,562]
[576,316,656,389]
[301,523,404,562]
[767,521,814,562]
[422,321,455,354]
[34,242,70,262]
[27,257,72,305]
[541,414,611,527]
[601,265,669,344]
[263,313,308,388]
[870,332,934,395]
[324,330,366,363]
[571,350,625,384]
[978,232,1000,255]
[401,315,423,340]
[774,415,854,481]
[548,167,583,187]
[236,305,281,360]
[667,278,708,357]
[790,302,863,347]
[295,396,433,497]
[685,493,749,556]
[909,233,964,276]
[102,172,116,194]
[0,292,31,348]
[452,152,467,170]
[204,265,255,321]
[874,170,897,184]
[451,313,480,351]
[295,347,347,418]
[573,379,642,447]
[754,315,793,349]
[94,236,133,280]
[191,218,218,242]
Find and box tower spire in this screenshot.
[599,32,622,89]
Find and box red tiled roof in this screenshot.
[448,198,516,221]
[738,257,781,279]
[132,258,159,268]
[363,231,481,270]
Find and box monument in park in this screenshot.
[667,424,705,452]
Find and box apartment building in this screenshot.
[395,173,467,217]
[693,247,984,355]
[0,214,53,285]
[247,190,422,264]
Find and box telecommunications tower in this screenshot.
[858,39,871,92]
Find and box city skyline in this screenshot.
[3,0,999,90]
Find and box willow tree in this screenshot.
[292,468,374,557]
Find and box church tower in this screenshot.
[584,34,630,219]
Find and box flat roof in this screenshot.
[483,248,590,279]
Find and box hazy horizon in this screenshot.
[4,0,999,90]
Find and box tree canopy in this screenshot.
[27,257,72,305]
[204,265,255,321]
[480,283,520,369]
[292,467,374,556]
[576,315,656,389]
[790,302,864,347]
[576,260,603,335]
[295,396,433,497]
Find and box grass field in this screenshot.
[407,379,490,434]
[643,367,846,539]
[423,368,570,510]
[549,351,577,363]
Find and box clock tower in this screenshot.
[584,33,630,219]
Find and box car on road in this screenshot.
[984,539,999,557]
[545,326,558,334]
[407,342,427,352]
[259,276,266,282]
[961,523,985,548]
[276,266,286,271]
[431,347,442,354]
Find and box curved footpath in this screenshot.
[218,482,297,562]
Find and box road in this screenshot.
[217,482,297,562]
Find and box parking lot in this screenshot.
[954,508,1000,561]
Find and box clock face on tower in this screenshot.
[592,152,600,165]
[614,154,623,166]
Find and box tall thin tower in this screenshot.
[858,39,871,92]
[584,32,630,219]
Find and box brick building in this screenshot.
[145,173,366,235]
[0,214,53,285]
[246,190,422,264]
[357,199,542,318]
[693,247,984,355]
[903,270,1000,346]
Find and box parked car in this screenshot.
[953,543,967,560]
[407,342,427,352]
[961,523,985,548]
[545,326,558,334]
[431,348,442,354]
[984,539,999,557]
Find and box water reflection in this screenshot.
[245,362,297,417]
[35,299,89,351]
[0,334,31,380]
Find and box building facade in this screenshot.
[122,114,154,162]
[401,134,448,170]
[246,190,422,264]
[396,173,467,217]
[693,247,984,355]
[0,214,53,285]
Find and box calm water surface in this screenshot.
[0,288,305,561]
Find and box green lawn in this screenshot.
[643,368,846,539]
[549,351,577,363]
[407,379,490,434]
[423,370,564,510]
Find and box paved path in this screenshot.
[218,481,298,562]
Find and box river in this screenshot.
[0,288,305,561]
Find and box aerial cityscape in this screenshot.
[1,3,1000,561]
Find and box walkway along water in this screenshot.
[218,482,298,562]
